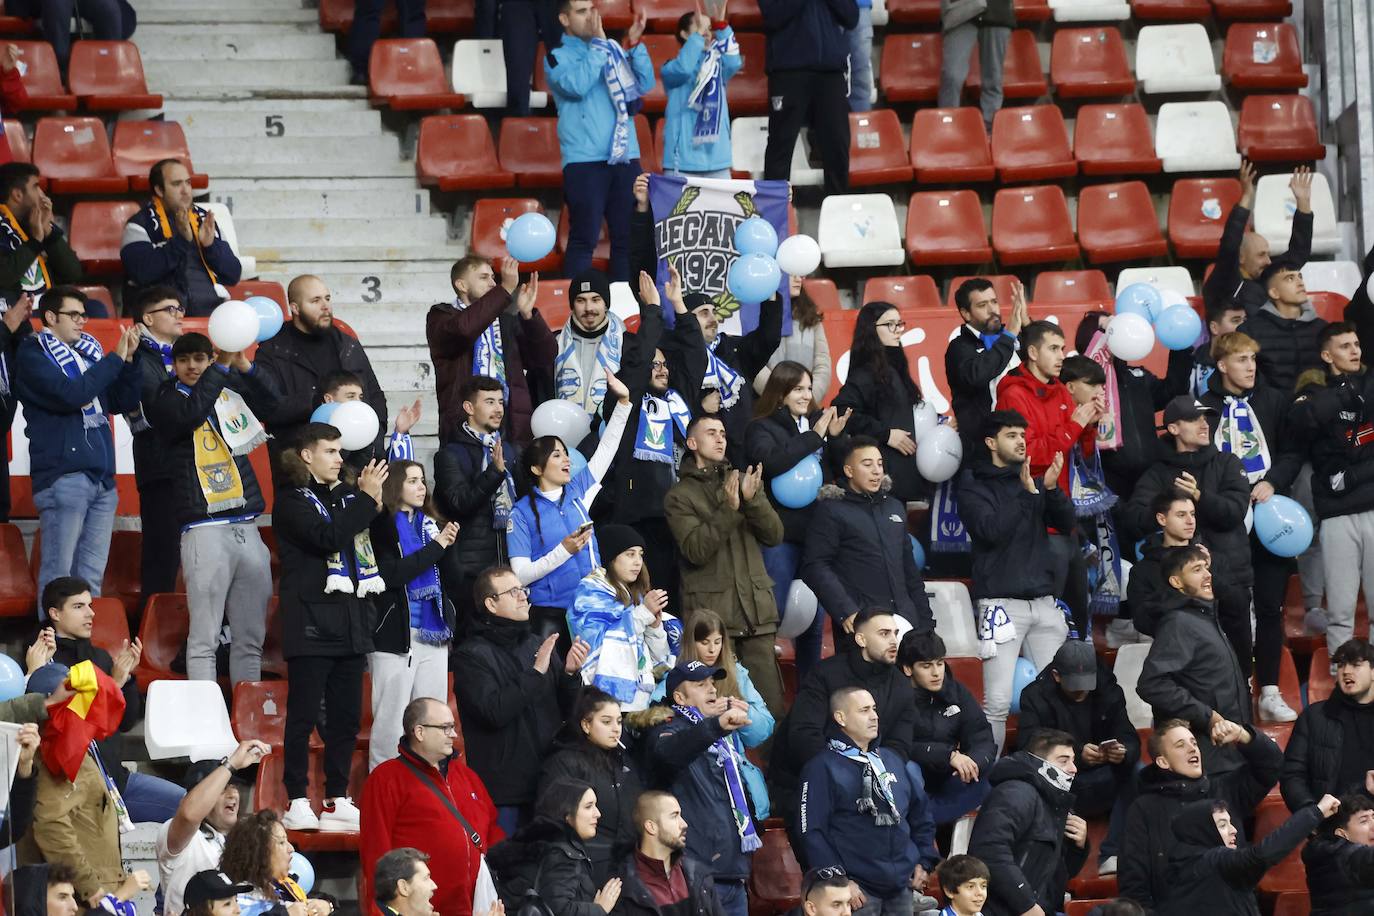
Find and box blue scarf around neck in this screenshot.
[395,509,451,645]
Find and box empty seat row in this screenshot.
[0,40,160,112]
[14,117,206,195]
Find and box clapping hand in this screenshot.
[723,468,741,510]
[25,627,54,675]
[739,463,764,501]
[110,638,143,688]
[644,588,669,620]
[515,272,539,317]
[2,292,31,333]
[394,398,423,435]
[197,209,217,249]
[625,9,647,45]
[1043,452,1064,491]
[1019,459,1038,495]
[435,521,460,548]
[1007,279,1030,335]
[565,637,591,674]
[358,459,390,502]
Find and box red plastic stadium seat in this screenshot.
[992,185,1080,266]
[1271,893,1310,916]
[134,592,189,689]
[427,0,478,31]
[1254,798,1306,893]
[68,41,162,111]
[1014,0,1052,20]
[633,0,694,31]
[747,830,802,912]
[253,750,366,851]
[10,42,74,110]
[966,30,1046,100]
[879,33,942,103]
[909,108,994,183]
[3,119,27,162]
[1251,646,1302,718]
[89,596,130,656]
[886,0,939,24]
[992,105,1076,182]
[416,114,514,190]
[730,33,768,115]
[636,35,679,114]
[32,117,126,194]
[469,198,561,273]
[228,280,288,313]
[848,109,913,186]
[531,279,571,330]
[369,39,465,110]
[905,190,992,266]
[77,284,114,316]
[1212,0,1292,19]
[862,275,942,310]
[319,0,396,31]
[1131,0,1211,18]
[1223,23,1307,90]
[233,681,322,751]
[1051,28,1135,98]
[0,523,35,616]
[1310,291,1349,323]
[1074,103,1161,177]
[1066,819,1116,897]
[1237,95,1325,162]
[802,278,841,315]
[1078,181,1169,264]
[113,121,208,191]
[1308,646,1333,703]
[1064,902,1112,916]
[1168,177,1242,259]
[101,529,144,613]
[0,3,36,34]
[1033,270,1112,307]
[498,117,563,188]
[556,208,610,272]
[70,202,139,275]
[634,113,659,172]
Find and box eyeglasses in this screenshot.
[419,722,459,735]
[876,319,907,332]
[57,311,88,322]
[492,584,529,601]
[650,360,668,369]
[147,304,185,316]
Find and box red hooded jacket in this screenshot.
[995,366,1096,496]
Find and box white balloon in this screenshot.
[331,400,380,451]
[207,300,259,353]
[776,234,821,276]
[1105,312,1155,362]
[916,424,962,483]
[531,398,592,443]
[779,580,818,639]
[912,401,938,443]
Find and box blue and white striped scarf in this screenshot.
[37,329,106,429]
[570,572,681,707]
[672,702,762,852]
[395,509,451,645]
[463,422,515,530]
[1215,394,1271,482]
[126,332,175,434]
[300,485,386,597]
[593,38,643,164]
[458,296,507,400]
[635,390,691,464]
[555,312,625,416]
[703,336,744,408]
[687,31,738,145]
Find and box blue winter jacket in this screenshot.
[14,334,142,493]
[798,726,940,897]
[545,36,656,167]
[757,0,858,73]
[660,30,741,174]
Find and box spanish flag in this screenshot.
[40,661,126,782]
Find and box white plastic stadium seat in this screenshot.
[451,39,547,110]
[1302,260,1362,298]
[144,680,238,761]
[1049,0,1131,22]
[1155,101,1240,173]
[926,580,978,657]
[202,202,256,280]
[1136,24,1222,94]
[730,117,822,186]
[1116,266,1195,299]
[818,194,905,268]
[870,0,888,27]
[1253,171,1342,257]
[1113,642,1154,730]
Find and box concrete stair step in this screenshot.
[157,85,368,102]
[258,271,454,306]
[146,59,353,91]
[165,98,374,114]
[249,243,464,263]
[138,7,318,24]
[209,177,420,192]
[236,216,451,246]
[207,187,431,219]
[137,32,339,62]
[174,108,384,139]
[374,358,437,392]
[187,134,401,165]
[193,155,415,179]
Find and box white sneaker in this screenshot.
[1305,607,1329,635]
[1098,856,1118,876]
[1106,619,1142,649]
[282,798,320,831]
[1259,689,1299,723]
[319,796,361,832]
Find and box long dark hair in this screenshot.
[754,360,813,418]
[381,459,446,524]
[791,284,823,329]
[1073,310,1111,355]
[851,301,919,400]
[536,778,595,835]
[522,435,568,539]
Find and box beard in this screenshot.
[980,314,1003,335]
[299,311,331,334]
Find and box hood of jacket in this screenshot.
[1137,762,1210,799]
[487,816,566,874]
[999,366,1068,404]
[1138,530,1200,563]
[677,457,726,485]
[816,478,894,502]
[1257,299,1322,325]
[1158,587,1217,619]
[822,719,884,753]
[988,750,1076,810]
[1170,798,1230,852]
[1150,437,1225,471]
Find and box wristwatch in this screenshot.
[220,756,238,775]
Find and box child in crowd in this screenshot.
[936,855,989,916]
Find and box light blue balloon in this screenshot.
[288,852,315,894]
[247,296,283,342]
[735,217,779,258]
[1155,305,1203,351]
[568,447,588,479]
[1115,283,1164,323]
[1254,495,1314,558]
[908,534,926,571]
[728,252,781,304]
[0,655,22,702]
[310,402,339,424]
[506,212,556,263]
[771,454,823,509]
[1010,657,1038,714]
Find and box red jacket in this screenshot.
[360,744,504,916]
[0,67,28,164]
[995,367,1096,496]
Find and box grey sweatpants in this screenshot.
[182,523,272,682]
[1320,510,1374,655]
[938,22,1010,129]
[368,634,450,770]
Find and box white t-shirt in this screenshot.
[157,820,226,916]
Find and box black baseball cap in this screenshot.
[183,758,251,791]
[1162,396,1217,427]
[182,871,252,909]
[665,660,726,695]
[1051,640,1098,692]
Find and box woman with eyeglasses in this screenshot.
[832,301,932,503]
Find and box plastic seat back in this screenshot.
[991,185,1080,265]
[32,117,125,193]
[3,120,27,163]
[370,38,465,109]
[1237,94,1325,162]
[1113,643,1153,729]
[11,41,75,109]
[498,117,562,187]
[1116,266,1195,298]
[1077,180,1169,264]
[1167,177,1242,259]
[848,109,913,186]
[817,194,905,269]
[862,275,942,310]
[469,198,561,271]
[145,680,238,761]
[1254,170,1340,256]
[909,107,994,183]
[1051,27,1135,97]
[926,581,978,656]
[965,29,1047,98]
[1074,103,1161,176]
[70,200,140,274]
[992,105,1076,182]
[68,41,162,110]
[1222,22,1306,89]
[879,33,941,102]
[417,114,513,190]
[905,190,992,266]
[134,592,190,689]
[1033,270,1112,307]
[0,523,34,616]
[1136,24,1222,93]
[113,120,204,191]
[1300,260,1362,298]
[1155,101,1241,173]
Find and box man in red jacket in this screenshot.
[361,697,503,916]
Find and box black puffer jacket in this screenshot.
[1100,357,1192,501]
[1280,691,1374,811]
[451,613,582,806]
[130,341,174,488]
[1015,662,1139,773]
[801,483,933,631]
[539,835,603,916]
[1204,204,1311,315]
[1159,799,1323,916]
[488,817,565,907]
[1303,830,1374,915]
[610,850,726,916]
[1126,532,1200,637]
[908,674,996,790]
[966,752,1088,916]
[539,739,646,884]
[956,461,1076,600]
[1237,301,1328,395]
[367,511,454,656]
[1124,439,1253,586]
[832,355,930,502]
[744,407,843,544]
[1117,730,1283,910]
[757,0,858,73]
[1289,366,1374,521]
[945,325,1016,461]
[432,428,521,579]
[144,364,279,529]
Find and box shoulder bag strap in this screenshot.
[399,755,483,848]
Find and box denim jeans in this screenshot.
[763,541,825,683]
[34,473,118,616]
[124,771,187,824]
[562,160,639,281]
[854,889,913,916]
[906,760,992,827]
[714,880,748,916]
[846,6,874,111]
